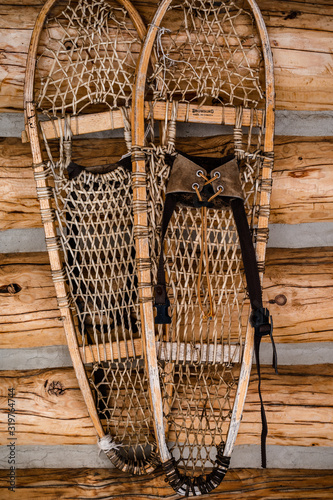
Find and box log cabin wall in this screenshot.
[0,0,333,498]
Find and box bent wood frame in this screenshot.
[23,0,157,475]
[131,0,275,494]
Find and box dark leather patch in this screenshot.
[166,153,244,202]
[211,158,243,199]
[166,154,206,194]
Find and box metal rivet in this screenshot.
[214,171,221,178]
[217,185,224,192]
[196,170,204,177]
[192,182,199,190]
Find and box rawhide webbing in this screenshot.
[155,151,277,467]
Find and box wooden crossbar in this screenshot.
[80,340,240,364]
[22,103,263,142]
[158,341,240,364]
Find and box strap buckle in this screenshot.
[250,307,272,338]
[251,306,278,376]
[154,285,171,324]
[155,301,172,324]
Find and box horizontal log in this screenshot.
[269,136,333,224]
[1,245,332,350]
[262,247,333,343]
[0,1,333,112]
[0,365,332,447]
[261,0,333,111]
[0,252,66,348]
[1,135,333,229]
[0,468,333,499]
[0,368,95,446]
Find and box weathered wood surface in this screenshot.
[1,1,333,111]
[262,247,333,343]
[269,136,333,224]
[0,368,95,445]
[0,365,332,446]
[0,137,41,230]
[0,246,332,350]
[0,253,66,348]
[0,468,333,499]
[1,136,333,230]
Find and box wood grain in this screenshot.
[262,247,333,344]
[269,136,333,224]
[1,136,333,229]
[0,368,95,445]
[0,252,66,348]
[0,365,332,446]
[0,137,40,230]
[1,1,333,111]
[0,468,333,499]
[0,246,332,350]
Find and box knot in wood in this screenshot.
[0,283,22,295]
[47,381,65,397]
[269,294,287,306]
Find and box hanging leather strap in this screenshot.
[231,197,278,468]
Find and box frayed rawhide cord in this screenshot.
[192,173,224,320]
[98,434,160,475]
